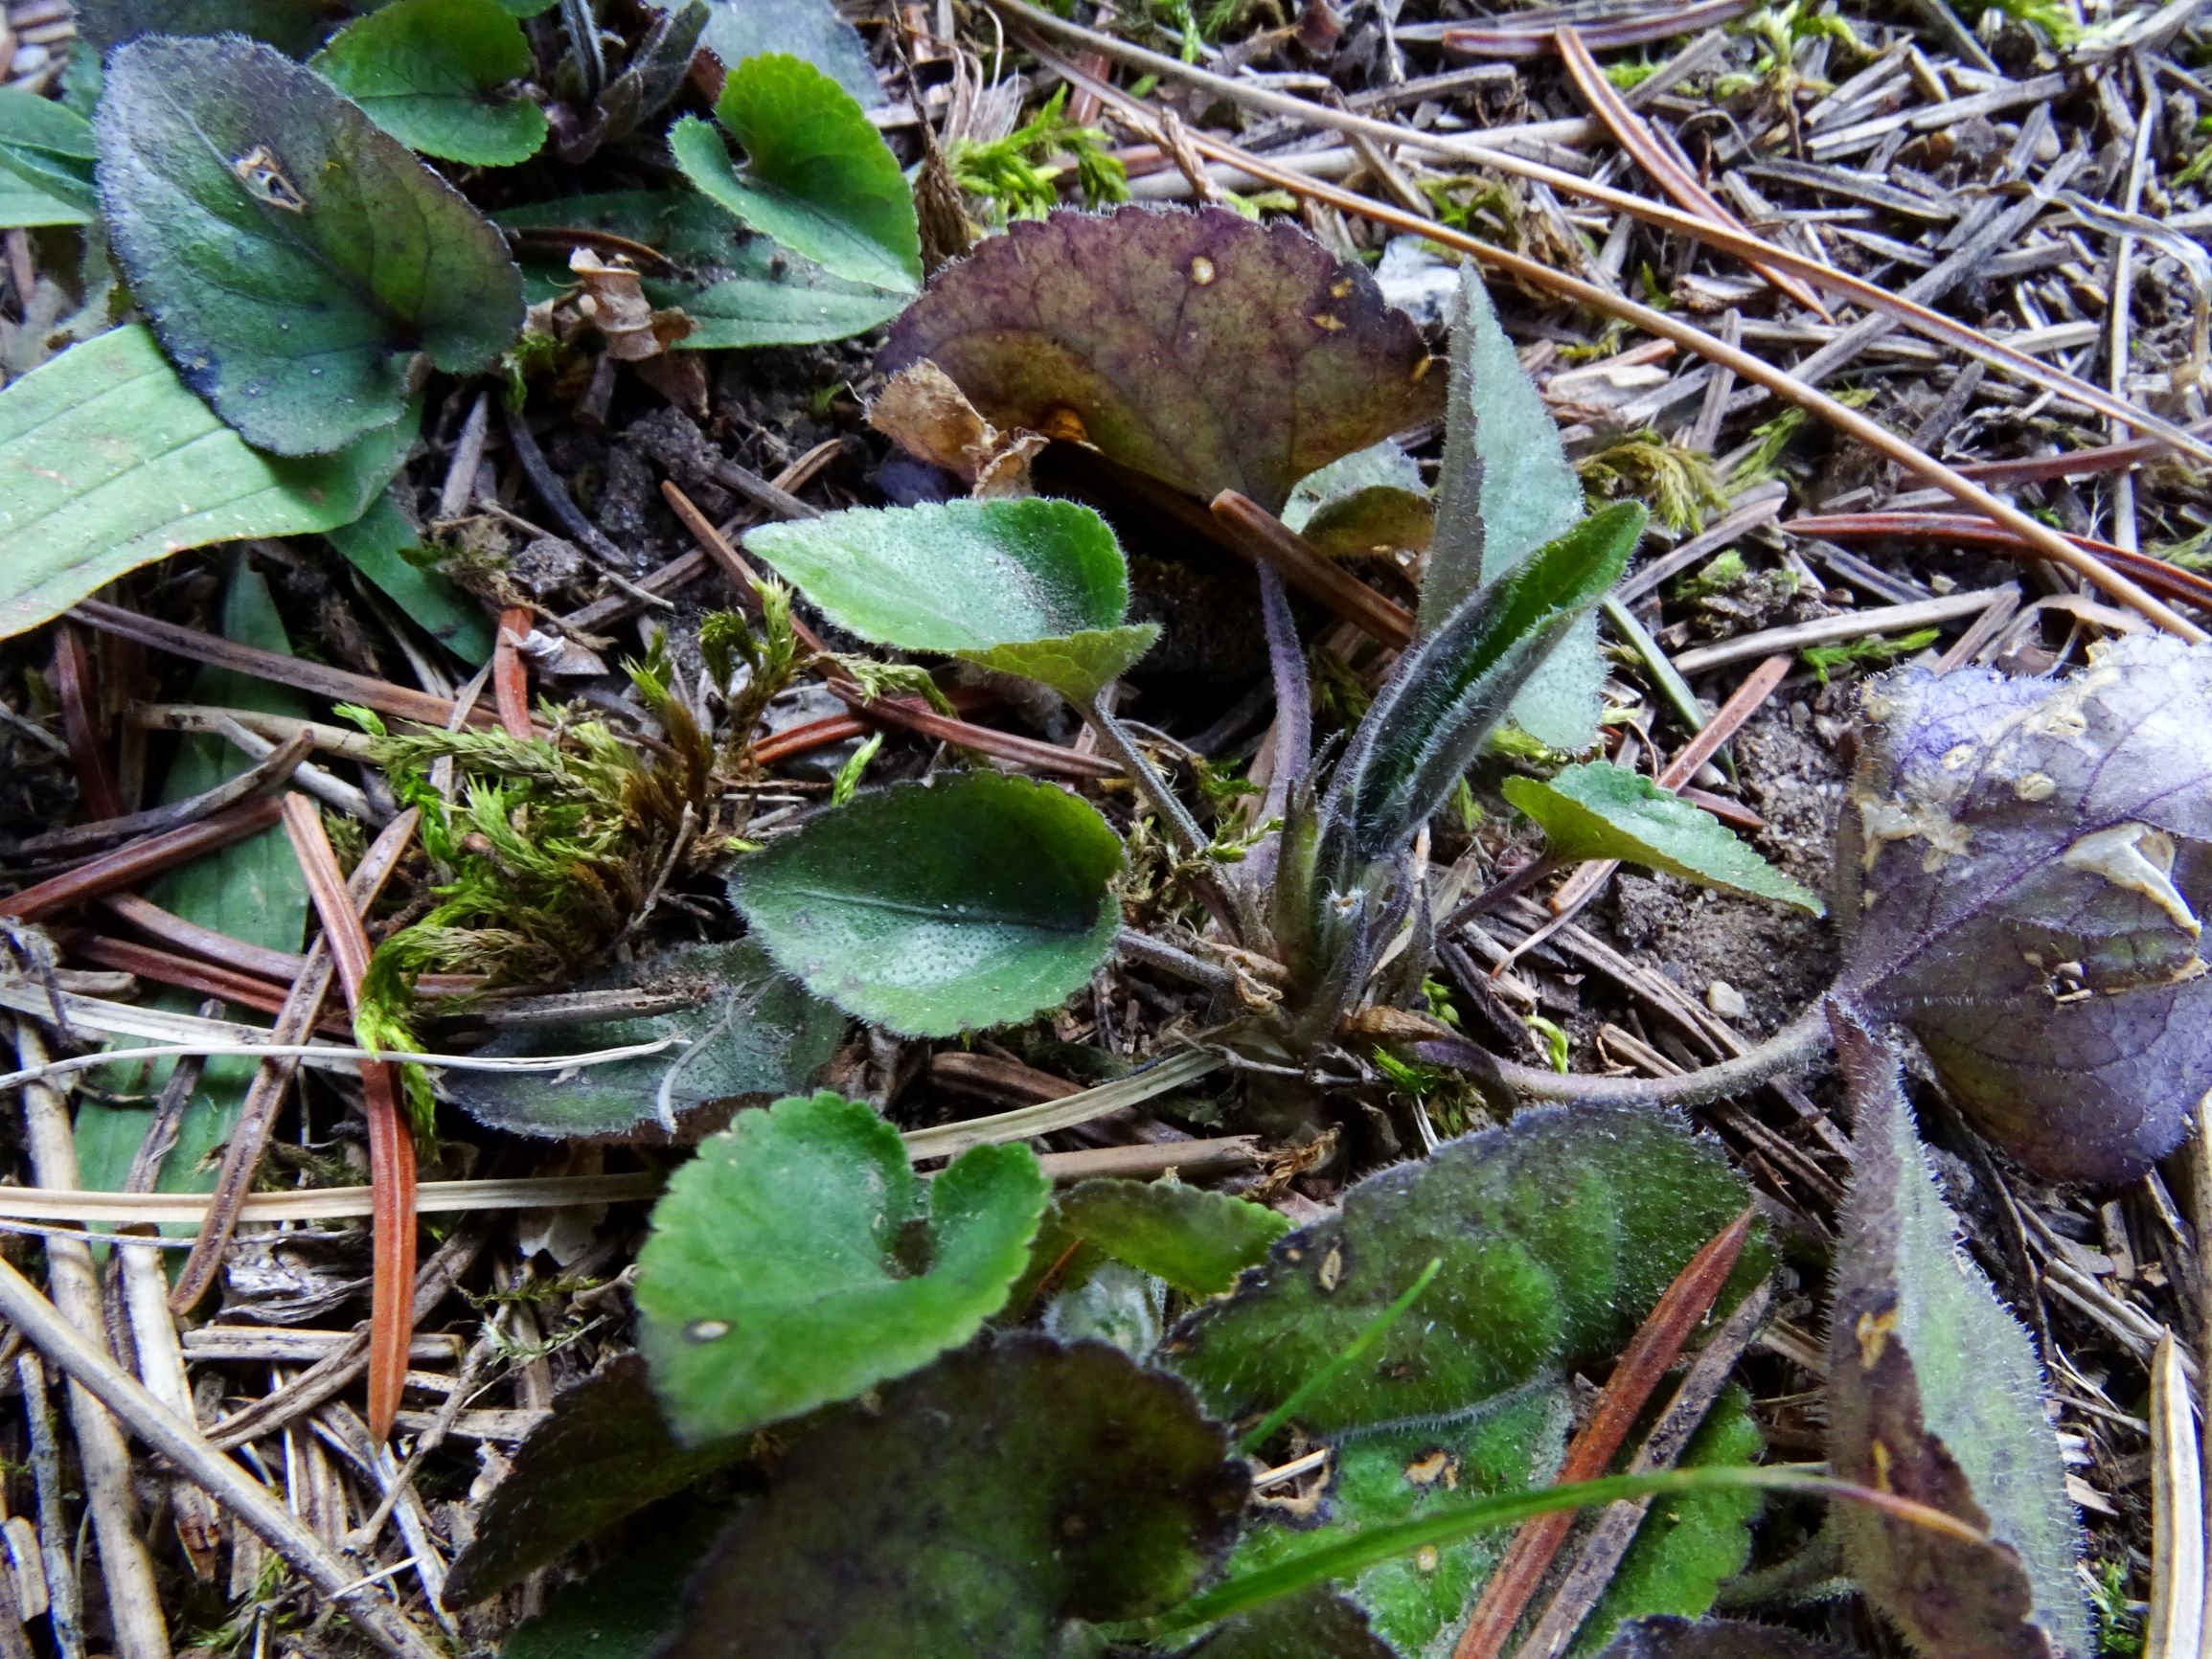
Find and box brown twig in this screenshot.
[168,808,420,1317]
[278,797,417,1443]
[50,624,123,822]
[1555,29,1831,321]
[0,797,285,922]
[1786,512,2212,613]
[8,731,312,860]
[1513,1281,1775,1658]
[491,606,536,741]
[73,601,491,730]
[1210,490,1414,648]
[1451,1207,1758,1659]
[99,894,310,986]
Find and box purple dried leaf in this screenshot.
[878,205,1443,513]
[1837,634,2212,1182]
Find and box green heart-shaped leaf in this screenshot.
[312,0,549,167]
[730,772,1124,1036]
[635,1091,1050,1443]
[670,52,919,294]
[745,498,1159,703]
[0,327,414,641]
[95,34,524,454]
[1503,761,1823,914]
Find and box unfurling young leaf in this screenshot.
[878,205,1443,513]
[1824,1003,2087,1659]
[661,1338,1249,1657]
[1053,1178,1291,1297]
[0,326,414,640]
[442,940,842,1140]
[1503,761,1823,913]
[634,1092,1049,1444]
[311,0,549,167]
[1283,441,1435,559]
[95,34,524,455]
[729,773,1124,1036]
[1430,266,1602,750]
[1324,501,1645,868]
[1836,634,2212,1182]
[1164,1103,1767,1656]
[495,190,907,350]
[670,52,920,295]
[443,1357,746,1605]
[744,497,1159,704]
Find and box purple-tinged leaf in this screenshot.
[1837,634,2212,1182]
[1824,1003,2087,1659]
[878,205,1443,513]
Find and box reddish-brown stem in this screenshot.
[1210,490,1414,649]
[1450,1207,1757,1659]
[747,711,871,765]
[170,808,420,1317]
[1787,512,2212,613]
[1,797,285,922]
[11,730,313,860]
[279,795,416,1443]
[1555,29,1830,320]
[492,607,536,742]
[52,622,125,821]
[65,934,347,1034]
[100,894,311,986]
[72,600,500,731]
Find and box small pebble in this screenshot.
[1706,980,1748,1020]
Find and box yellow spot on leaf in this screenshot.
[1190,255,1217,285]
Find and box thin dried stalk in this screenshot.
[279,796,416,1443]
[171,807,420,1314]
[1,797,284,921]
[11,1022,170,1659]
[2150,1329,2206,1658]
[0,1249,445,1659]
